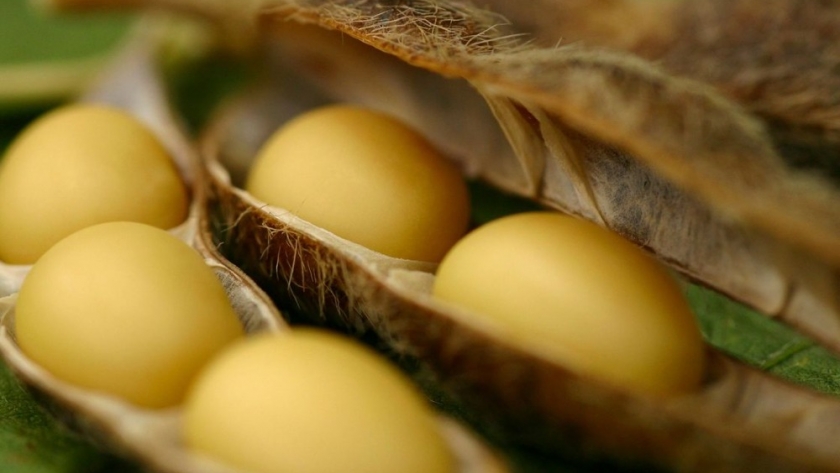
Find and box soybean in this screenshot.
[15,222,243,408]
[0,104,189,264]
[433,212,705,397]
[245,105,470,263]
[184,330,454,473]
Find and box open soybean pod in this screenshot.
[43,0,840,471]
[0,22,282,472]
[241,0,840,341]
[0,18,502,473]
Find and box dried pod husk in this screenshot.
[192,1,840,471]
[0,27,503,473]
[477,0,840,161]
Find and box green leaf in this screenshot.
[688,284,840,396]
[0,0,133,112]
[467,180,543,226]
[0,362,137,473]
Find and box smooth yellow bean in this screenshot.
[245,105,470,263]
[15,222,243,408]
[433,212,705,397]
[184,330,454,473]
[0,104,189,264]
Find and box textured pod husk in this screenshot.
[477,0,840,159]
[0,26,504,473]
[187,0,840,471]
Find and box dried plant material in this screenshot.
[48,0,840,151]
[649,1,840,146]
[477,0,840,162]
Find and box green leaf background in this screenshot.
[1,1,839,471]
[0,0,132,112]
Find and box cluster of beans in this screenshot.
[247,104,706,399]
[0,100,707,473]
[0,104,456,473]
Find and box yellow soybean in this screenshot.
[184,330,454,473]
[245,105,470,263]
[0,104,189,264]
[15,222,243,408]
[433,212,705,397]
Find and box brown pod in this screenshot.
[192,0,840,471]
[0,25,503,473]
[476,0,840,156]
